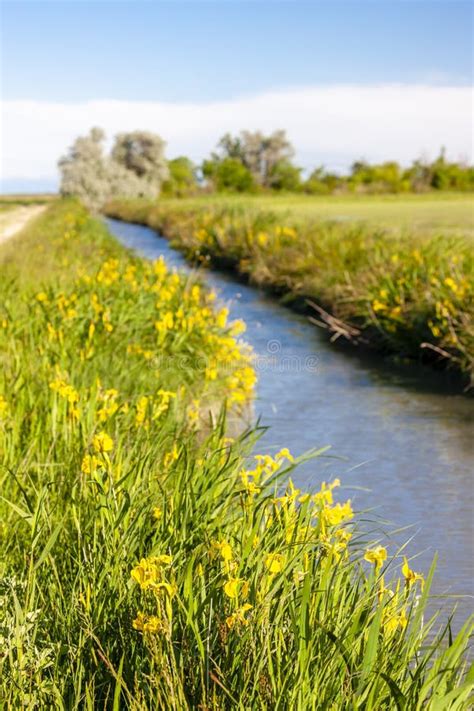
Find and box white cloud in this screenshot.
[1,84,472,185]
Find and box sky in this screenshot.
[1,0,473,192]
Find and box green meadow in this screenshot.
[149,193,474,238]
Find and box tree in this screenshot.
[59,128,168,211]
[268,160,302,191]
[58,127,112,211]
[349,159,407,193]
[212,130,295,188]
[304,166,342,194]
[202,157,256,192]
[111,131,169,187]
[162,157,197,196]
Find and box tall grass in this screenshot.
[105,199,474,386]
[1,199,472,709]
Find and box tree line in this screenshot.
[59,127,474,209]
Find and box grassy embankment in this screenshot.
[1,199,473,708]
[106,194,474,386]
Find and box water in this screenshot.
[105,217,474,626]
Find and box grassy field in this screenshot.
[1,198,472,708]
[0,193,57,207]
[153,193,474,239]
[106,196,474,386]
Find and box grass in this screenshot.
[105,197,474,386]
[147,192,474,239]
[1,198,473,709]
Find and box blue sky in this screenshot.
[3,1,472,102]
[1,1,472,190]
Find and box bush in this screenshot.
[203,157,257,193]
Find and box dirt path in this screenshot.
[0,204,46,245]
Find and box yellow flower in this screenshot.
[135,395,149,427]
[372,299,387,313]
[163,444,179,468]
[35,291,49,303]
[226,603,253,630]
[384,609,408,635]
[243,480,261,496]
[156,554,172,565]
[264,553,284,574]
[230,319,246,336]
[401,557,424,589]
[323,501,353,526]
[216,307,229,329]
[0,395,9,419]
[92,431,114,453]
[364,546,387,570]
[312,478,340,507]
[218,541,233,562]
[131,560,159,590]
[132,612,163,634]
[80,454,100,475]
[276,447,295,463]
[335,528,352,545]
[131,555,172,590]
[152,507,162,520]
[224,577,247,599]
[443,277,458,294]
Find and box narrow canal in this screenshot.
[106,217,474,626]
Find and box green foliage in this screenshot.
[413,150,474,192]
[203,157,257,193]
[162,157,198,197]
[304,167,339,195]
[348,160,410,194]
[303,151,474,196]
[268,160,302,191]
[207,130,295,189]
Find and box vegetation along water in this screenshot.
[1,199,473,708]
[105,195,474,387]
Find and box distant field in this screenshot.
[0,192,472,237]
[159,192,474,238]
[0,193,57,207]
